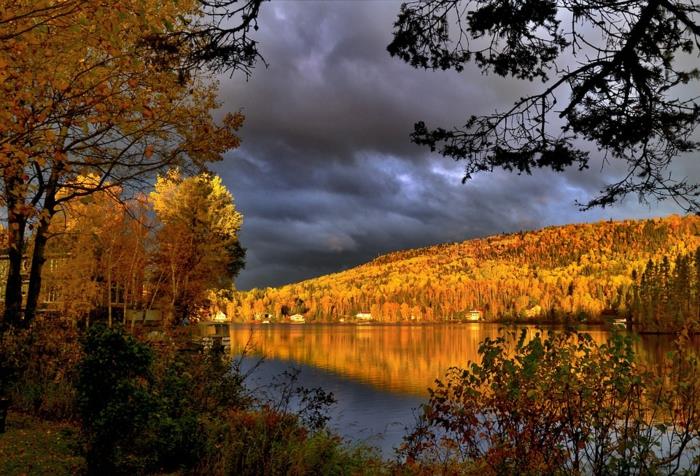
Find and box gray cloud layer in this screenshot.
[213,1,694,290]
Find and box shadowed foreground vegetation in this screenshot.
[0,321,384,475]
[400,329,700,475]
[0,412,83,476]
[3,321,700,474]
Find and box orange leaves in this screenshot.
[230,216,700,323]
[149,170,244,323]
[0,0,246,193]
[223,112,245,132]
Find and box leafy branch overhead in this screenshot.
[388,0,700,211]
[143,0,267,77]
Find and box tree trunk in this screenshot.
[24,214,51,324]
[3,215,26,328]
[122,286,128,326]
[107,248,113,328]
[2,176,28,328]
[24,173,59,326]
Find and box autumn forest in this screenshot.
[228,215,700,332]
[3,0,700,474]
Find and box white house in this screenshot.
[524,305,542,318]
[212,310,228,322]
[290,314,305,323]
[467,310,482,321]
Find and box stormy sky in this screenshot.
[213,1,697,290]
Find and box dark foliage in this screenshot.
[145,0,267,77]
[74,325,362,475]
[389,1,700,211]
[1,320,81,420]
[78,325,156,474]
[631,246,700,332]
[77,325,204,474]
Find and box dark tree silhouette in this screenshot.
[145,0,266,77]
[388,1,700,211]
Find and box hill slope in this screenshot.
[228,215,700,324]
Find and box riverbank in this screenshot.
[0,323,388,475]
[219,318,700,335]
[217,319,614,327]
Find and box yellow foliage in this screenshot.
[230,215,700,323]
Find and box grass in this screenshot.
[0,412,85,476]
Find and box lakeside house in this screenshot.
[467,310,482,321]
[0,253,69,313]
[524,305,542,319]
[355,312,373,321]
[0,252,159,324]
[613,318,627,328]
[290,314,305,323]
[212,310,228,322]
[124,309,162,322]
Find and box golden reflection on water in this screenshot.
[199,323,639,396]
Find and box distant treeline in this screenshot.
[632,248,700,333]
[224,215,700,330]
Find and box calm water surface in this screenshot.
[198,323,683,456]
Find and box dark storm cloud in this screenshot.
[214,1,691,290]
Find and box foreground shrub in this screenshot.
[199,407,384,476]
[77,324,156,474]
[75,325,382,475]
[399,329,700,475]
[77,325,210,474]
[1,319,81,420]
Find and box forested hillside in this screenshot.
[226,215,700,327]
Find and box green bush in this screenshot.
[77,325,206,475]
[399,328,700,475]
[0,328,29,398]
[77,324,155,474]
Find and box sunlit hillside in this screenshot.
[228,215,700,323]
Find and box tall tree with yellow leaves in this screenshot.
[150,170,244,324]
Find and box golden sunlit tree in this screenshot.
[150,170,244,325]
[45,178,152,327]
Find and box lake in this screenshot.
[198,323,683,456]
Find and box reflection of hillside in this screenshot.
[201,324,617,395]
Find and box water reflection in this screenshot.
[198,323,695,455]
[196,323,646,396]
